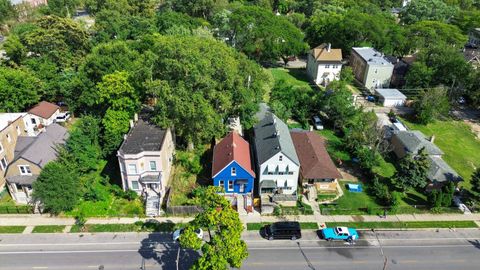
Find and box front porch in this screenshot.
[138,172,163,217]
[6,175,37,204]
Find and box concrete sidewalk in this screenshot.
[1,213,480,227]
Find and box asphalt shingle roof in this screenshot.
[394,131,444,156]
[118,119,167,155]
[212,132,255,178]
[253,113,299,166]
[28,101,59,119]
[427,156,461,183]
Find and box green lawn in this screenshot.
[0,191,32,214]
[246,222,318,231]
[0,226,26,233]
[70,221,180,233]
[317,193,338,202]
[326,221,478,229]
[316,129,351,161]
[32,225,66,233]
[402,119,480,190]
[270,68,311,88]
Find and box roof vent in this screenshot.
[368,58,373,62]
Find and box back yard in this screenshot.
[403,119,480,190]
[270,68,311,88]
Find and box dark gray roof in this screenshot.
[253,113,299,166]
[6,175,38,185]
[118,119,167,155]
[427,156,461,183]
[13,124,68,167]
[394,131,444,156]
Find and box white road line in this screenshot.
[32,267,48,269]
[0,241,174,247]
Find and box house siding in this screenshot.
[350,49,394,91]
[5,158,42,204]
[258,152,300,195]
[0,116,28,189]
[307,53,342,85]
[213,161,254,194]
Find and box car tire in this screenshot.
[326,238,332,241]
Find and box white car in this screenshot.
[312,116,324,130]
[55,112,71,123]
[172,228,203,242]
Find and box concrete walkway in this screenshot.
[2,213,480,228]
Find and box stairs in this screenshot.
[236,194,247,216]
[146,195,160,217]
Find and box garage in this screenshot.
[375,88,407,107]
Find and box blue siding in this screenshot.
[212,161,254,194]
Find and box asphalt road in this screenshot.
[1,229,480,270]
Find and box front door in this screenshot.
[239,184,245,193]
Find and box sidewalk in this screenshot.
[1,213,480,226]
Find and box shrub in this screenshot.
[124,190,139,201]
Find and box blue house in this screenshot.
[212,132,255,212]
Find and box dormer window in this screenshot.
[231,167,236,176]
[279,155,283,161]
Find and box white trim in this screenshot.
[18,165,32,176]
[212,160,255,178]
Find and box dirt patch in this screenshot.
[464,120,480,140]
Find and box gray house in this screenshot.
[350,47,394,91]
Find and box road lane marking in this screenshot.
[0,241,175,247]
[32,267,48,269]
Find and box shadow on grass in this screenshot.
[101,154,122,187]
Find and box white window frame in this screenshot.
[6,133,11,143]
[18,165,32,176]
[279,155,283,161]
[149,161,157,171]
[219,180,225,191]
[131,181,139,190]
[325,64,330,68]
[16,126,21,135]
[231,167,236,176]
[0,157,7,171]
[228,180,234,191]
[127,164,137,175]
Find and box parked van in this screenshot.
[265,221,302,240]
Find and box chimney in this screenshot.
[327,43,331,52]
[134,113,138,122]
[129,120,134,128]
[430,135,435,143]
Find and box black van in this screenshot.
[265,222,302,240]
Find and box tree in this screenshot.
[0,67,42,112]
[32,161,81,214]
[95,71,139,113]
[218,6,308,64]
[400,0,457,25]
[165,0,228,20]
[2,35,27,65]
[405,62,434,89]
[156,11,208,35]
[47,0,80,17]
[66,116,103,173]
[101,109,131,155]
[405,20,467,53]
[0,0,15,24]
[394,149,431,192]
[179,186,248,269]
[471,168,480,193]
[270,100,292,123]
[269,80,316,125]
[414,87,450,124]
[320,81,359,130]
[452,10,480,34]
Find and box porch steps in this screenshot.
[146,195,160,217]
[236,194,247,216]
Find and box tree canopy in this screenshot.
[0,67,42,112]
[400,0,457,25]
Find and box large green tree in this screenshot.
[33,161,81,214]
[179,186,248,269]
[0,0,15,24]
[95,71,139,113]
[394,149,431,192]
[320,81,359,131]
[414,87,450,124]
[405,20,467,52]
[101,109,131,155]
[165,0,228,19]
[218,6,308,64]
[400,0,457,24]
[66,116,103,173]
[0,67,42,112]
[47,0,80,17]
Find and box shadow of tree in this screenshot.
[138,233,199,270]
[468,240,480,250]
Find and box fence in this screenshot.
[164,187,203,216]
[0,205,34,214]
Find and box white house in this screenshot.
[306,43,343,86]
[253,113,300,196]
[25,101,60,136]
[375,88,407,107]
[117,113,175,216]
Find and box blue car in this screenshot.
[321,227,359,241]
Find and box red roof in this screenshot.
[290,131,342,180]
[212,132,255,178]
[28,101,59,119]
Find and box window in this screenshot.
[0,157,7,171]
[279,155,283,161]
[228,180,234,191]
[16,126,21,135]
[149,161,157,171]
[231,167,236,176]
[31,118,36,125]
[325,64,330,68]
[6,133,11,143]
[127,164,137,175]
[131,181,139,190]
[333,65,338,69]
[219,180,225,190]
[19,165,31,175]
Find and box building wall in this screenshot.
[0,116,28,189]
[350,51,367,84]
[5,158,42,204]
[364,64,394,90]
[258,152,299,195]
[380,97,406,107]
[315,62,342,85]
[213,161,254,194]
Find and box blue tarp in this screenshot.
[347,184,362,192]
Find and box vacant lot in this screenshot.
[403,119,480,189]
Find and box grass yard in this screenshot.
[316,129,351,161]
[326,221,478,229]
[402,119,480,190]
[0,191,33,214]
[169,165,199,206]
[65,196,144,218]
[246,222,318,231]
[317,193,338,202]
[270,68,311,88]
[0,226,26,233]
[32,225,66,233]
[70,221,181,233]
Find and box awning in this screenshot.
[236,179,249,184]
[6,175,38,185]
[260,180,276,189]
